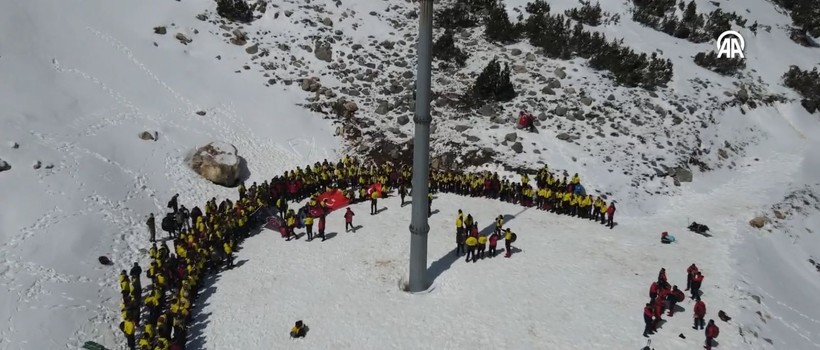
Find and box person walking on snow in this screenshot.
[693,299,706,330]
[606,201,616,229]
[704,319,719,350]
[344,208,355,232]
[643,303,655,337]
[147,213,156,243]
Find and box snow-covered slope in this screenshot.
[1,0,819,349]
[0,1,337,348]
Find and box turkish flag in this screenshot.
[315,189,350,215]
[368,183,383,196]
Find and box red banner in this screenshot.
[314,189,350,216]
[368,183,383,196]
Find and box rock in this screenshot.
[139,131,157,141]
[580,97,593,106]
[0,158,9,172]
[537,112,548,121]
[547,79,561,89]
[554,106,568,116]
[510,48,522,56]
[564,87,576,94]
[314,41,333,62]
[556,132,571,140]
[511,142,523,153]
[343,101,359,114]
[321,17,333,27]
[454,125,470,132]
[245,43,259,54]
[466,135,481,142]
[376,100,390,115]
[554,68,567,79]
[44,163,54,169]
[737,86,749,102]
[541,87,555,95]
[478,104,495,117]
[301,78,314,91]
[380,40,395,49]
[505,132,518,142]
[671,166,693,182]
[512,65,527,73]
[525,52,536,61]
[773,210,785,219]
[196,14,208,21]
[749,216,768,228]
[153,26,167,35]
[190,142,241,186]
[230,29,248,46]
[397,115,410,125]
[196,111,206,116]
[32,160,42,169]
[718,148,728,159]
[607,94,616,101]
[9,141,19,149]
[175,33,192,44]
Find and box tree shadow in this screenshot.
[427,248,460,284]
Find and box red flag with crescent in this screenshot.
[314,189,350,216]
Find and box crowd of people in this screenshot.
[117,155,614,349]
[642,264,720,349]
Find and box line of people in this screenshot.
[642,264,719,349]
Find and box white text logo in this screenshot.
[716,30,745,59]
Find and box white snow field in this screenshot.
[1,0,819,349]
[0,0,337,349]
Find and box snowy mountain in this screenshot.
[0,0,819,349]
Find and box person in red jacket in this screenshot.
[470,223,479,238]
[657,284,671,313]
[605,202,616,229]
[344,208,355,232]
[658,268,667,284]
[652,298,664,331]
[666,285,685,316]
[693,300,706,330]
[318,214,327,241]
[488,232,499,258]
[686,263,699,291]
[649,281,659,303]
[704,319,719,349]
[691,271,704,300]
[643,303,654,337]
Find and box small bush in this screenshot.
[565,1,604,26]
[693,51,746,76]
[468,58,516,105]
[216,0,253,23]
[783,66,820,114]
[631,0,746,43]
[433,31,469,67]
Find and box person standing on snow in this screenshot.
[455,210,464,236]
[344,208,355,232]
[643,303,654,337]
[465,235,478,263]
[304,214,314,241]
[649,281,659,304]
[693,299,706,330]
[504,228,515,258]
[456,227,467,256]
[488,232,499,258]
[370,190,379,215]
[666,285,685,316]
[691,271,704,300]
[399,183,408,206]
[318,214,327,241]
[606,201,616,229]
[686,263,699,291]
[427,193,433,217]
[704,319,719,350]
[120,318,136,350]
[477,234,487,259]
[495,215,504,235]
[146,213,156,243]
[223,239,234,268]
[167,194,179,214]
[658,268,667,284]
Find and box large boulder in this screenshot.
[190,142,241,186]
[749,216,767,228]
[671,166,693,182]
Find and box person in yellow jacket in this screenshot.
[290,320,307,338]
[368,189,380,215]
[304,214,315,241]
[286,211,297,240]
[465,235,478,263]
[569,194,579,217]
[223,239,234,268]
[477,235,488,259]
[120,318,136,350]
[495,215,504,235]
[455,209,464,235]
[154,336,170,350]
[504,228,516,258]
[562,191,572,215]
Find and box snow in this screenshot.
[0,0,819,349]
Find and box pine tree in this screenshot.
[485,1,521,43]
[216,0,253,23]
[468,59,516,104]
[432,30,469,67]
